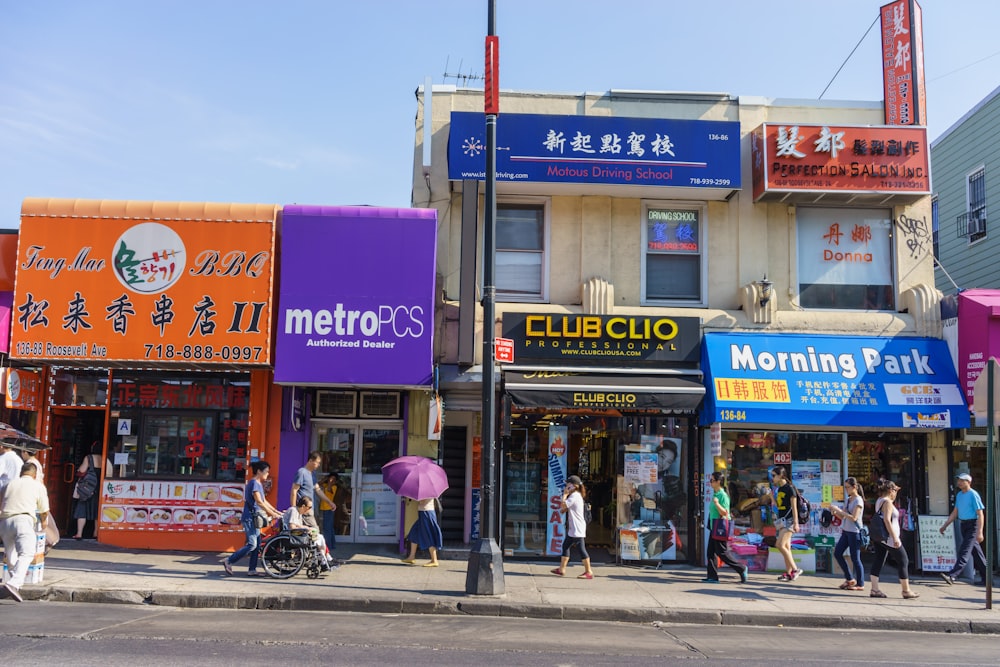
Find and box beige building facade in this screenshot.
[414,86,961,570]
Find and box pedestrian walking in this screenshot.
[0,463,49,602]
[223,460,281,577]
[402,496,443,567]
[938,472,986,586]
[703,471,749,584]
[868,479,919,599]
[770,466,801,582]
[551,475,594,579]
[831,477,865,591]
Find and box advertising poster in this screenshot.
[619,529,641,560]
[358,474,398,536]
[918,515,957,572]
[792,460,822,505]
[544,425,568,556]
[98,481,244,533]
[624,452,657,485]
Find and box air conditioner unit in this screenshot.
[963,426,987,442]
[968,210,987,236]
[359,391,400,418]
[315,390,356,418]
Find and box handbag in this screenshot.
[74,462,99,501]
[869,501,890,544]
[709,517,732,541]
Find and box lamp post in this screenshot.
[465,0,505,595]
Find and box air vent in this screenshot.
[359,391,400,418]
[963,426,987,442]
[315,390,356,418]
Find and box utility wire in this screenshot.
[929,49,1000,82]
[819,16,879,100]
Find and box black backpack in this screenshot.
[794,486,810,523]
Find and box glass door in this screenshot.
[312,421,402,543]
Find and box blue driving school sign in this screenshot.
[700,333,970,429]
[447,111,741,189]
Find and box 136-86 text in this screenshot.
[144,344,263,361]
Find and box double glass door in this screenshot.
[312,421,402,543]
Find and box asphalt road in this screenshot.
[0,602,997,666]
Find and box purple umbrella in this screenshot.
[381,455,449,500]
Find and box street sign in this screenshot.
[973,357,1000,423]
[495,337,514,364]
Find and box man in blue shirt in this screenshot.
[290,452,335,541]
[939,472,986,585]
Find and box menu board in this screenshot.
[917,515,957,572]
[98,481,244,533]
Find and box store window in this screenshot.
[108,373,250,481]
[496,201,549,302]
[966,166,987,243]
[642,203,706,306]
[796,207,895,310]
[51,369,109,407]
[503,412,692,562]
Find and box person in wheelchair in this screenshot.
[282,497,336,571]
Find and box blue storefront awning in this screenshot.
[700,333,971,429]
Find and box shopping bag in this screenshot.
[710,518,732,541]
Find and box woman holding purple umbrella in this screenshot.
[402,496,443,567]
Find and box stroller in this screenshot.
[258,518,331,579]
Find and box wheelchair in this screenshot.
[258,519,330,579]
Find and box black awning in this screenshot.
[504,370,704,412]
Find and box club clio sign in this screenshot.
[751,123,930,201]
[501,312,700,366]
[274,206,437,387]
[12,199,277,365]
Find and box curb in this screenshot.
[27,584,1000,635]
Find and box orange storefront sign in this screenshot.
[12,198,277,365]
[751,123,930,201]
[3,368,42,410]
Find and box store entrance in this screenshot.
[311,420,402,543]
[47,409,106,538]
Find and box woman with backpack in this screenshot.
[71,442,104,540]
[831,477,865,591]
[770,466,802,582]
[551,475,594,579]
[868,479,919,599]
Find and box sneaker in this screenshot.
[223,559,234,576]
[939,572,954,586]
[789,568,803,581]
[777,572,792,581]
[701,577,720,583]
[739,566,749,584]
[3,583,22,603]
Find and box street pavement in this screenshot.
[5,541,999,634]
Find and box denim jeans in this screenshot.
[322,509,337,550]
[834,529,865,586]
[227,517,261,572]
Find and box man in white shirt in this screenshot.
[0,463,50,602]
[0,444,24,495]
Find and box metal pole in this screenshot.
[465,0,505,595]
[986,359,995,609]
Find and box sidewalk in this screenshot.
[8,541,1000,634]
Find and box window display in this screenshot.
[502,412,691,561]
[108,373,250,482]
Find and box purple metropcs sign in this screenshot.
[274,205,437,386]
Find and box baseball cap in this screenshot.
[567,475,583,486]
[956,473,972,482]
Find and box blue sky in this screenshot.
[2,1,998,229]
